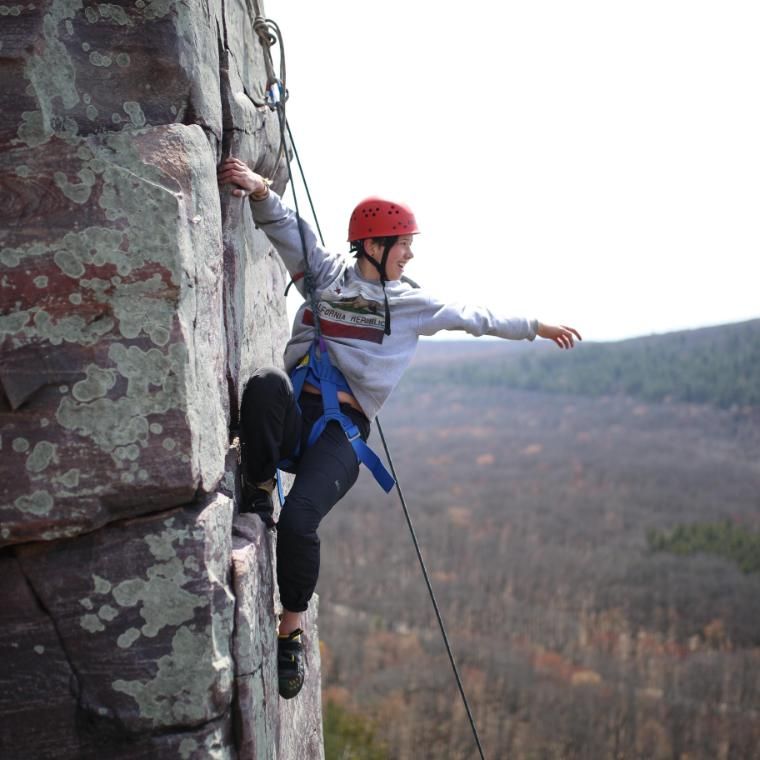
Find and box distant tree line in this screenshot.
[406,319,760,408]
[319,326,760,758]
[647,520,760,574]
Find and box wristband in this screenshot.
[251,177,272,201]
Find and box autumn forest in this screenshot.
[319,320,760,759]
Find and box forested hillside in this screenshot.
[405,319,760,408]
[319,320,760,759]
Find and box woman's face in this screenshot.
[366,235,415,281]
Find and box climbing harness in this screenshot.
[283,341,395,493]
[251,15,487,760]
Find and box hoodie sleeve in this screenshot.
[416,293,539,340]
[250,191,345,295]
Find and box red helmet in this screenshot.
[347,197,419,241]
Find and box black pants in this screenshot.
[240,367,371,613]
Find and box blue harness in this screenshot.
[282,339,395,493]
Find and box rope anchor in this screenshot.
[266,79,286,109]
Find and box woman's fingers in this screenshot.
[551,325,582,348]
[561,325,583,342]
[216,158,259,195]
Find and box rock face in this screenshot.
[0,1,323,757]
[4,496,235,758]
[0,126,229,545]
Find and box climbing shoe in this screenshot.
[277,628,304,699]
[240,474,275,529]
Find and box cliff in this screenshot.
[0,1,323,757]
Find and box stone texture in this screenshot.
[0,552,80,759]
[13,494,235,735]
[0,0,223,150]
[0,494,239,758]
[0,125,228,547]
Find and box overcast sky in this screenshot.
[268,1,759,343]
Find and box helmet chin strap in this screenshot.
[362,241,393,336]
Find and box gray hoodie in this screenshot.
[251,192,538,421]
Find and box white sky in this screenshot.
[269,1,759,342]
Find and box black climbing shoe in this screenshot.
[240,473,275,529]
[278,628,304,699]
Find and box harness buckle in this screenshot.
[345,426,362,443]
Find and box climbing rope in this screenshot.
[285,121,326,247]
[251,0,286,100]
[272,104,323,343]
[250,7,322,342]
[376,418,487,760]
[252,14,487,760]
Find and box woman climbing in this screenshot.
[217,157,581,699]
